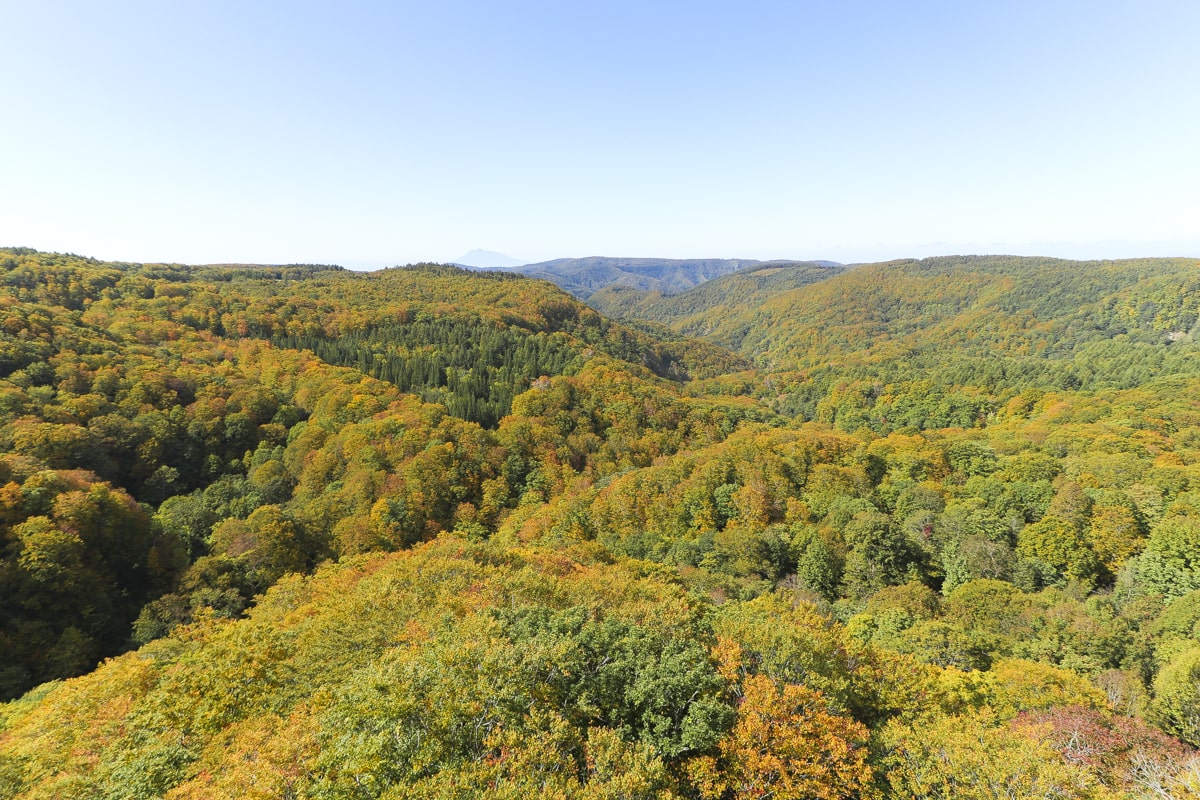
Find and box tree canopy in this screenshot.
[2,248,1200,797]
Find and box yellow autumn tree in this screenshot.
[883,710,1102,800]
[704,673,875,800]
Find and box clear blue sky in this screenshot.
[2,1,1198,267]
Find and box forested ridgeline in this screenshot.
[2,248,1200,798]
[0,249,744,417]
[587,260,847,336]
[596,255,1200,429]
[0,248,755,700]
[514,256,831,299]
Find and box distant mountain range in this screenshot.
[587,260,848,335]
[456,256,841,299]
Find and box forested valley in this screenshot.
[3,247,1200,798]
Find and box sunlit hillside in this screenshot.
[2,248,1200,799]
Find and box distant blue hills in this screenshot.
[451,255,841,298]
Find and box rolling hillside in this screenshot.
[498,256,839,299]
[587,260,847,342]
[3,248,1200,798]
[603,255,1200,427]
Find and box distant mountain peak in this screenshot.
[453,249,524,269]
[508,256,839,299]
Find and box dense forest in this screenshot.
[3,247,1200,798]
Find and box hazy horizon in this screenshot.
[3,2,1197,267]
[10,244,1200,273]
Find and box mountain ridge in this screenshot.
[471,256,841,299]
